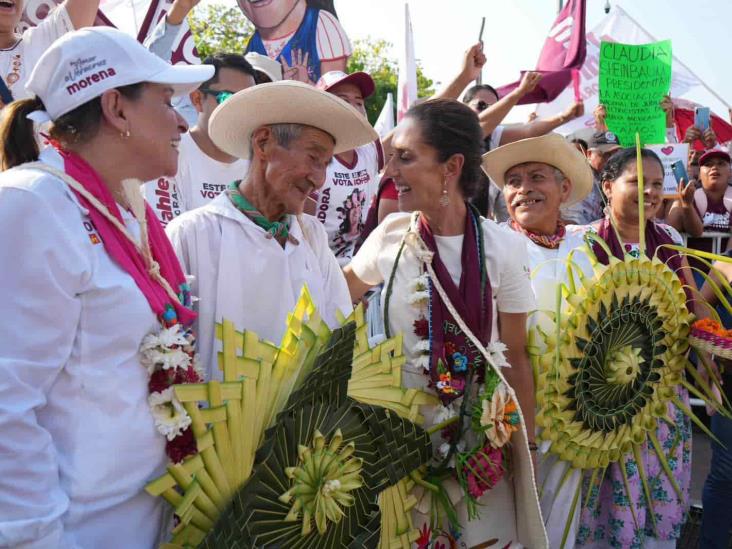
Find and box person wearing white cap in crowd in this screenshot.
[166,80,378,381]
[482,133,594,549]
[0,26,213,547]
[306,70,383,265]
[245,51,283,82]
[143,53,257,226]
[0,0,101,108]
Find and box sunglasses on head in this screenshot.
[200,88,234,104]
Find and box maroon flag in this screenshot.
[496,0,586,104]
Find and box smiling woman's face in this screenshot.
[604,157,665,224]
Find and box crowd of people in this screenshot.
[1,0,732,548]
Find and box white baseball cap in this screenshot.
[26,26,214,123]
[244,52,282,82]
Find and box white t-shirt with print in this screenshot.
[144,131,249,226]
[314,140,383,265]
[1,5,73,103]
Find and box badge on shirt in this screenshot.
[83,220,102,245]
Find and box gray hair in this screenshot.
[247,123,305,159]
[552,167,568,183]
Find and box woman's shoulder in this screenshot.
[480,216,524,247]
[0,159,77,212]
[654,222,684,245]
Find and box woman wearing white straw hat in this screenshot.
[0,26,213,547]
[165,79,378,382]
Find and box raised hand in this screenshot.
[461,42,486,82]
[281,49,312,84]
[166,0,201,26]
[517,71,542,96]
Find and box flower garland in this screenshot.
[140,293,204,463]
[384,212,523,533]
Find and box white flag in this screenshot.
[374,93,395,138]
[536,5,703,135]
[396,2,417,122]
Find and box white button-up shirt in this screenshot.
[0,150,168,548]
[166,192,353,381]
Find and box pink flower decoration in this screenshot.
[463,445,504,499]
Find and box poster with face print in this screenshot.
[239,0,352,85]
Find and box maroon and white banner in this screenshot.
[21,0,199,65]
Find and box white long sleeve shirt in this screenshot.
[0,150,168,548]
[166,192,353,381]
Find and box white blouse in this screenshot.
[0,150,168,548]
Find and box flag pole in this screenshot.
[615,5,730,110]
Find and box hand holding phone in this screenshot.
[695,106,711,132]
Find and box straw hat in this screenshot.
[209,80,378,159]
[244,52,282,82]
[481,133,593,206]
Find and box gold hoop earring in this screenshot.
[439,179,450,207]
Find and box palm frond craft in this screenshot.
[528,236,731,549]
[145,286,439,548]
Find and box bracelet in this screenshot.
[528,441,538,452]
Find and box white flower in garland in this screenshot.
[433,403,458,425]
[413,354,430,371]
[140,324,190,352]
[412,339,431,354]
[487,341,510,369]
[148,387,192,441]
[140,347,192,375]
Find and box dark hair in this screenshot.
[201,53,256,88]
[405,98,484,199]
[0,83,144,171]
[462,84,499,105]
[601,147,664,184]
[570,138,588,152]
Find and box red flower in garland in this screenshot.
[413,317,429,338]
[167,426,197,463]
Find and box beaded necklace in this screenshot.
[509,219,566,249]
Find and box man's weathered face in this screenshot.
[261,126,335,215]
[238,0,300,30]
[503,162,571,233]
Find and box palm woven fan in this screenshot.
[146,286,439,548]
[528,238,731,549]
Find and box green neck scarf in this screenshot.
[227,181,298,244]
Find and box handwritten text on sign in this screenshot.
[599,40,672,146]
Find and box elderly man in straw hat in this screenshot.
[166,80,378,381]
[482,133,594,549]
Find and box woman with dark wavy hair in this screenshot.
[344,99,546,548]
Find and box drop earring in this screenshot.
[439,179,450,207]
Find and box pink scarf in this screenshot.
[59,149,196,326]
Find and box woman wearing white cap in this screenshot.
[0,26,213,547]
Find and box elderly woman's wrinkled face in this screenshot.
[260,125,334,215]
[700,156,731,194]
[603,158,664,224]
[384,117,446,213]
[503,162,570,233]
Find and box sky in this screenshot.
[205,0,732,122]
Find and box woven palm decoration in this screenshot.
[146,287,438,548]
[529,237,731,548]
